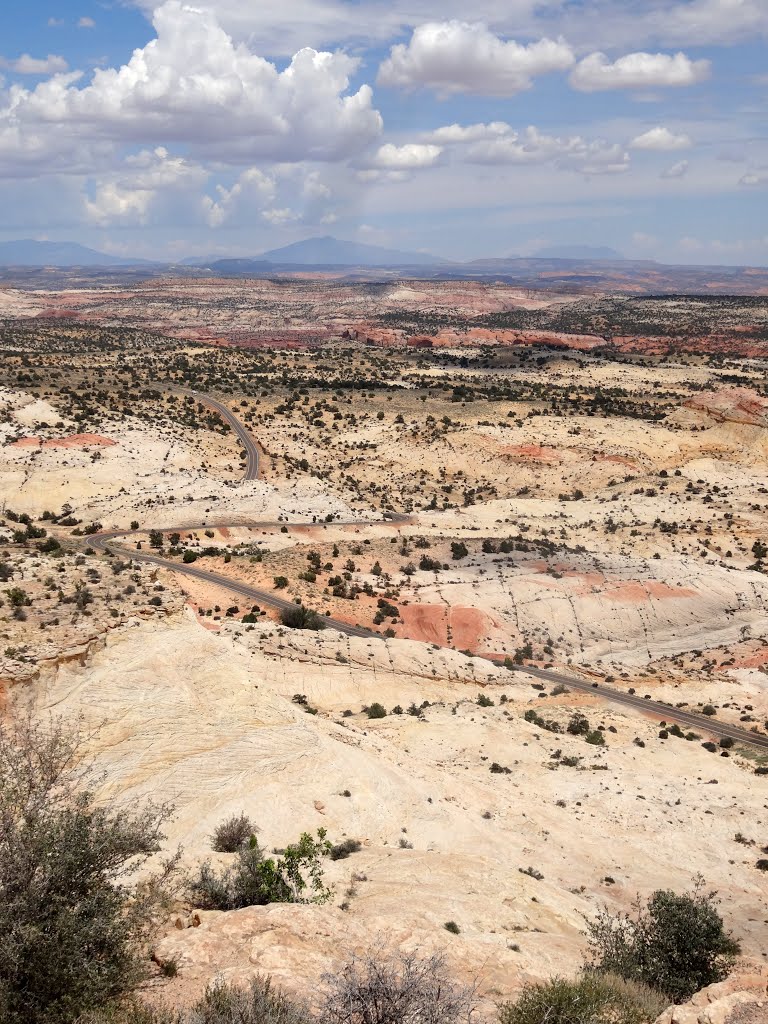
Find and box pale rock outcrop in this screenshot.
[654,966,768,1024]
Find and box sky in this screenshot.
[0,0,766,264]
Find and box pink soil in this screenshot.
[683,387,768,428]
[10,433,117,449]
[564,573,697,601]
[396,604,493,652]
[500,444,561,463]
[609,580,697,603]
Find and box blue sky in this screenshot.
[0,0,766,263]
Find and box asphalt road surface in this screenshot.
[172,385,260,480]
[89,389,768,752]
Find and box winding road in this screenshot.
[172,386,261,480]
[91,389,768,752]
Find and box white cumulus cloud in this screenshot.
[378,21,574,96]
[369,142,443,169]
[0,0,382,178]
[630,126,692,150]
[464,125,630,175]
[424,121,512,144]
[1,54,69,75]
[570,50,710,91]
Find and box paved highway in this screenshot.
[172,386,261,480]
[89,389,768,752]
[508,663,768,750]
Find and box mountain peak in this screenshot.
[259,236,445,267]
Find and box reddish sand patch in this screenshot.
[609,581,697,603]
[727,647,768,669]
[10,433,117,449]
[500,444,561,464]
[396,604,494,652]
[684,387,768,428]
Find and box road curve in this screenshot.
[171,385,261,480]
[88,389,768,752]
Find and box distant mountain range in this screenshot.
[532,245,624,260]
[0,239,154,267]
[259,236,444,266]
[0,236,630,269]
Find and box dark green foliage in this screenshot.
[329,838,362,861]
[586,878,740,1002]
[279,604,325,630]
[0,716,176,1024]
[498,972,667,1024]
[365,703,387,719]
[189,830,333,910]
[443,921,460,934]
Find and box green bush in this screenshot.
[329,838,362,861]
[498,972,667,1024]
[210,813,256,853]
[366,703,387,719]
[0,716,176,1024]
[189,830,333,910]
[586,878,740,1002]
[280,604,325,630]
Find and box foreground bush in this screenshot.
[0,716,177,1024]
[319,949,479,1023]
[190,830,333,910]
[586,878,740,1002]
[498,972,667,1024]
[187,978,310,1024]
[211,812,256,852]
[80,978,309,1024]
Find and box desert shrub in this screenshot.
[329,838,362,861]
[77,1002,176,1024]
[366,703,387,719]
[186,977,310,1024]
[318,949,478,1024]
[444,921,461,934]
[280,604,325,630]
[586,878,740,1002]
[498,972,667,1024]
[82,978,309,1024]
[190,831,333,910]
[211,813,256,853]
[0,716,177,1024]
